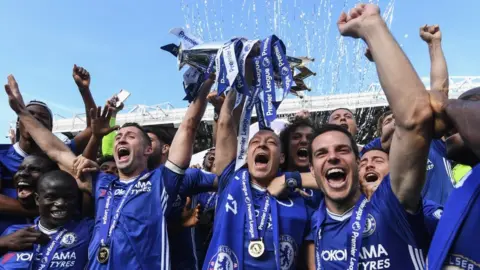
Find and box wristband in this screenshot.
[284,171,302,189]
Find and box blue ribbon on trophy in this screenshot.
[163,27,317,175]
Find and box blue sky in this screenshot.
[1,0,479,143]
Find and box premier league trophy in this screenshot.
[162,27,316,172]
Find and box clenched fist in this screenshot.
[73,65,91,90]
[420,24,441,44]
[337,4,383,39]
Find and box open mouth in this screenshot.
[340,123,349,130]
[51,209,68,219]
[117,147,131,162]
[254,153,270,170]
[208,155,215,162]
[17,181,34,199]
[297,148,309,161]
[364,171,379,183]
[325,167,347,189]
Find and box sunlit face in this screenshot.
[203,149,216,172]
[247,130,284,182]
[114,126,152,174]
[309,131,359,203]
[288,126,314,171]
[328,109,358,136]
[359,150,389,196]
[18,105,52,140]
[100,161,118,176]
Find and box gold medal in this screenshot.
[97,246,110,264]
[248,240,265,258]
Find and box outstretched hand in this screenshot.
[4,75,27,115]
[106,96,124,113]
[337,3,382,39]
[90,106,119,138]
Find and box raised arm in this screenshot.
[168,76,215,169]
[71,65,97,153]
[339,4,433,213]
[212,89,238,176]
[420,25,449,95]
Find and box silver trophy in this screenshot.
[161,29,315,93]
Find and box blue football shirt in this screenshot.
[168,168,216,270]
[205,161,311,269]
[309,175,440,270]
[429,165,480,269]
[0,218,93,270]
[362,138,453,205]
[86,162,185,270]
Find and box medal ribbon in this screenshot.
[99,171,150,248]
[239,170,271,246]
[315,196,370,270]
[30,221,75,270]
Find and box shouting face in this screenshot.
[328,109,358,137]
[359,150,389,198]
[247,130,284,184]
[287,125,313,171]
[310,130,359,205]
[114,126,153,175]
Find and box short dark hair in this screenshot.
[121,123,152,146]
[308,124,360,163]
[280,117,315,169]
[37,170,77,192]
[376,110,392,136]
[98,155,115,165]
[144,127,173,145]
[328,108,355,120]
[361,147,389,159]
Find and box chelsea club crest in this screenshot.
[279,235,297,270]
[61,232,77,247]
[362,214,376,237]
[208,245,239,270]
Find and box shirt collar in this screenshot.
[13,143,28,158]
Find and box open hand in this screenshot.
[73,65,91,90]
[4,75,27,115]
[420,24,441,44]
[90,106,119,138]
[337,3,382,39]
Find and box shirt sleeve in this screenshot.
[180,168,217,196]
[101,117,117,156]
[371,175,429,244]
[161,161,187,216]
[422,199,443,237]
[218,160,236,194]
